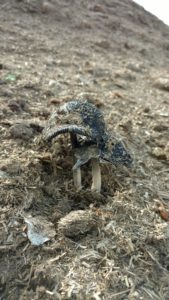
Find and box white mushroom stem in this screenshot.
[91,158,101,193]
[73,167,82,190]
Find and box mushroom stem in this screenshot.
[70,133,78,148]
[91,158,101,193]
[73,167,82,190]
[71,133,82,190]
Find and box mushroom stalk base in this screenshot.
[91,158,101,193]
[73,168,82,190]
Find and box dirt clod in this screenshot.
[58,210,98,238]
[9,123,34,140]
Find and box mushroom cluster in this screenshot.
[42,100,132,192]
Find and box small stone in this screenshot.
[143,106,150,113]
[41,1,54,14]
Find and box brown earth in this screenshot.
[1,0,169,299]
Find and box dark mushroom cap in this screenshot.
[43,100,107,147]
[43,100,133,167]
[101,139,133,167]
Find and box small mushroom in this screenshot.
[91,158,101,192]
[73,145,101,191]
[42,100,132,192]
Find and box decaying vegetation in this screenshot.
[1,0,169,299]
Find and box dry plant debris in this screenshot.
[24,215,56,245]
[1,0,169,299]
[42,100,132,192]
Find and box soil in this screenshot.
[1,0,169,299]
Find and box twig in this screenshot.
[147,250,168,273]
[48,252,66,263]
[141,287,161,300]
[26,264,34,290]
[111,288,130,298]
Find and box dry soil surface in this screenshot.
[1,1,169,299]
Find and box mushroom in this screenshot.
[42,100,132,192]
[73,145,101,192]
